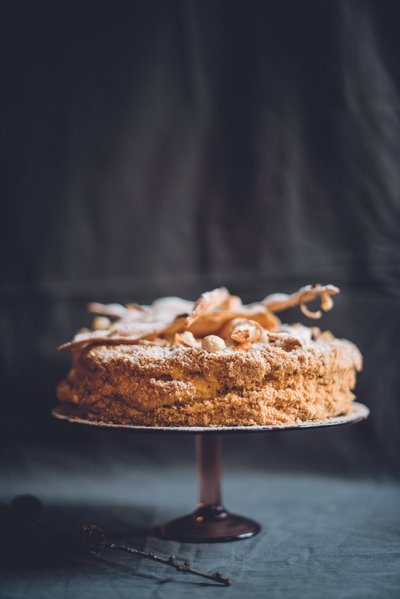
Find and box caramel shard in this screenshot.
[185,287,230,327]
[88,302,129,318]
[174,331,200,348]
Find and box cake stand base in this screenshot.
[159,505,261,543]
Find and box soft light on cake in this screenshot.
[56,285,362,426]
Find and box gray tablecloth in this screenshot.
[1,447,399,599]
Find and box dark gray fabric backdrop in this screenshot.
[1,0,399,476]
[1,2,399,597]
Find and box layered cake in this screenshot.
[56,285,362,426]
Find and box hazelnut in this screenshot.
[92,316,111,331]
[201,335,226,352]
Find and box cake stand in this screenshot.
[52,402,369,543]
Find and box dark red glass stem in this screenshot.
[196,434,222,507]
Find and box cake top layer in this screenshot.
[76,335,362,382]
[58,284,345,355]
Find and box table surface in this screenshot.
[1,445,399,599]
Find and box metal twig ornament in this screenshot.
[78,524,232,586]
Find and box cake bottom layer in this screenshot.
[57,369,356,427]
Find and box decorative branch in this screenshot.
[78,525,232,587]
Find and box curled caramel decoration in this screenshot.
[58,284,340,351]
[321,291,334,311]
[263,284,339,318]
[300,303,321,319]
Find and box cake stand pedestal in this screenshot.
[52,402,369,543]
[160,433,260,542]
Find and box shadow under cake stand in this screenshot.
[52,401,369,543]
